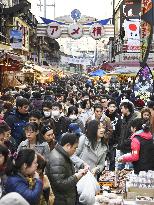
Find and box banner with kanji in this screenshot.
[140,0,153,66]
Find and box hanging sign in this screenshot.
[68,24,83,39]
[89,23,105,39]
[47,22,62,39]
[124,19,140,52]
[140,0,153,65]
[10,30,22,49]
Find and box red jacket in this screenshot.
[122,130,152,162]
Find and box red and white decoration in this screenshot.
[124,19,140,52]
[68,24,83,39]
[47,22,62,39]
[89,23,105,39]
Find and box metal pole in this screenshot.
[53,0,55,19]
[44,0,46,18]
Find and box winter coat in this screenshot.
[5,109,29,145]
[122,130,154,173]
[46,144,78,205]
[5,174,42,205]
[105,110,122,146]
[74,135,108,172]
[17,139,50,160]
[118,112,137,153]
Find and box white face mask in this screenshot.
[44,111,51,118]
[52,110,60,118]
[69,114,77,120]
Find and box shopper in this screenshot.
[75,120,108,176]
[119,118,154,174]
[5,149,42,205]
[17,122,50,160]
[47,133,88,205]
[5,98,29,145]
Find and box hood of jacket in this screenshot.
[131,130,152,140]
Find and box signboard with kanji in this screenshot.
[47,22,62,39]
[140,0,153,65]
[89,23,105,39]
[68,24,83,39]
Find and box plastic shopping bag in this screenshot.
[77,171,100,205]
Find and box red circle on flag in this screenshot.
[129,24,137,31]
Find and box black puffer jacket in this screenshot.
[47,144,78,205]
[118,112,137,153]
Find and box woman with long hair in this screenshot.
[75,120,108,176]
[5,149,42,205]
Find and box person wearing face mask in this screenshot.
[42,101,52,119]
[50,102,71,142]
[67,106,84,133]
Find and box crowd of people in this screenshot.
[0,74,153,205]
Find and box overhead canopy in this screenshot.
[90,69,106,77]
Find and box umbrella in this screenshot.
[100,63,114,71]
[90,69,106,77]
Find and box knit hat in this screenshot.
[41,125,53,135]
[0,192,30,205]
[68,123,81,134]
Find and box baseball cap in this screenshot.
[68,123,81,134]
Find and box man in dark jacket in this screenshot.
[118,101,136,153]
[47,133,88,205]
[5,98,29,145]
[105,101,121,170]
[50,102,71,142]
[118,101,137,169]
